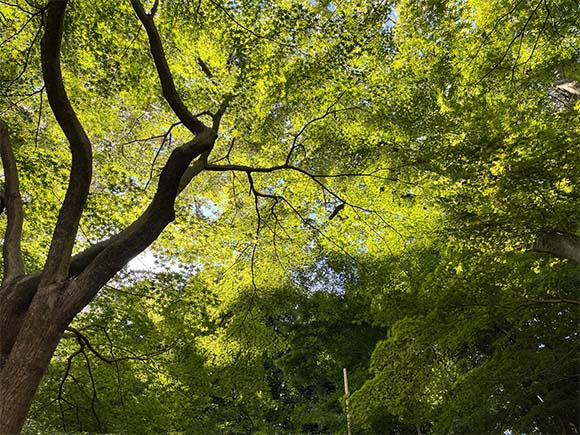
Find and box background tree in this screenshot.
[349,0,580,433]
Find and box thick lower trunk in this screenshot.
[0,296,67,434]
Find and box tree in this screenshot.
[346,0,580,432]
[23,257,384,433]
[1,0,578,432]
[377,0,580,259]
[0,0,395,431]
[350,243,579,434]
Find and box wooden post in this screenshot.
[343,367,353,435]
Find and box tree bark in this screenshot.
[0,130,215,433]
[0,121,25,284]
[0,294,68,434]
[532,230,580,264]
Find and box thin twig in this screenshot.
[0,0,35,15]
[3,22,43,93]
[510,0,543,83]
[473,0,542,86]
[468,0,526,65]
[0,6,43,48]
[33,85,44,150]
[79,347,102,432]
[205,0,299,51]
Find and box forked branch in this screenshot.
[64,327,177,363]
[62,128,216,318]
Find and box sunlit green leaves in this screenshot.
[1,0,577,432]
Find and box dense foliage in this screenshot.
[0,0,578,433]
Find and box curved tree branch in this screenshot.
[0,6,44,50]
[0,128,212,329]
[285,100,352,165]
[64,327,177,363]
[3,21,43,95]
[0,120,25,283]
[204,162,395,179]
[130,0,208,135]
[62,128,216,318]
[40,0,93,285]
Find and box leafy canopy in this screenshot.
[0,0,578,433]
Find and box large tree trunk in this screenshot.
[0,291,69,433]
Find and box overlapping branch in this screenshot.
[205,162,396,180]
[470,0,526,64]
[64,327,177,364]
[0,4,44,49]
[0,0,223,327]
[62,128,216,318]
[205,0,299,51]
[2,22,43,95]
[56,326,177,429]
[205,161,400,222]
[471,0,546,85]
[0,1,35,14]
[18,0,220,316]
[243,172,358,261]
[286,98,353,165]
[130,0,235,192]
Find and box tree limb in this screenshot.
[3,21,43,95]
[532,230,580,264]
[1,238,113,322]
[285,99,350,165]
[176,95,232,191]
[62,128,216,318]
[472,0,542,85]
[197,57,214,80]
[177,159,205,194]
[0,120,25,282]
[205,0,298,51]
[204,162,398,180]
[0,0,36,15]
[0,6,43,50]
[40,0,93,285]
[212,94,233,133]
[64,327,177,363]
[130,0,208,135]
